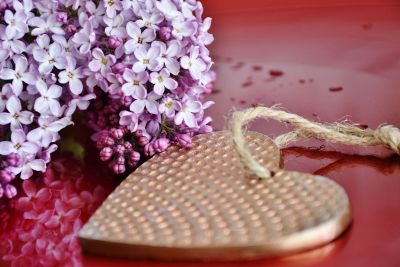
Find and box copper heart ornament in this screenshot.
[79,131,352,261]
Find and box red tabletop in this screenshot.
[1,0,400,266]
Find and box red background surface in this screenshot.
[2,0,400,266]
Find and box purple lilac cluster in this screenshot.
[0,0,215,198]
[85,0,215,174]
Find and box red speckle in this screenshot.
[211,89,221,94]
[299,79,306,84]
[362,23,373,30]
[230,97,236,102]
[329,86,343,92]
[355,123,369,129]
[242,81,253,88]
[225,57,233,63]
[309,78,314,83]
[239,100,247,105]
[232,62,244,70]
[269,69,284,77]
[252,65,263,71]
[312,113,318,117]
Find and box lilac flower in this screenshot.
[65,94,96,116]
[18,155,46,180]
[33,80,62,116]
[132,46,161,72]
[104,14,126,37]
[171,19,196,40]
[72,23,95,54]
[0,96,33,129]
[0,48,9,62]
[0,0,216,190]
[0,28,26,54]
[121,69,148,98]
[0,55,36,95]
[124,22,156,54]
[27,117,71,148]
[155,0,182,20]
[4,9,29,39]
[150,68,178,95]
[0,84,13,112]
[119,111,138,132]
[130,92,160,115]
[136,11,164,29]
[88,48,116,76]
[84,1,106,28]
[104,0,122,18]
[28,14,65,36]
[153,40,181,75]
[0,129,39,156]
[58,57,84,95]
[180,47,207,80]
[174,100,202,127]
[159,97,177,118]
[33,42,67,74]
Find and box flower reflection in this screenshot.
[0,157,111,267]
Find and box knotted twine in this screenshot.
[230,105,400,178]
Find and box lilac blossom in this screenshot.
[88,48,116,76]
[0,96,33,129]
[180,46,207,80]
[124,22,156,54]
[58,57,84,95]
[149,68,178,95]
[0,0,215,199]
[0,129,39,156]
[33,42,67,74]
[33,80,62,116]
[174,100,202,128]
[132,45,162,72]
[0,55,36,96]
[121,69,148,98]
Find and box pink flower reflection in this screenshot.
[0,157,111,266]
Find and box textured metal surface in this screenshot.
[79,131,352,261]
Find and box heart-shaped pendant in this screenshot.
[79,131,352,261]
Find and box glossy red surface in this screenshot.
[1,0,400,266]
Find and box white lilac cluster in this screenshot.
[0,0,215,198]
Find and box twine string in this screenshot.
[230,106,400,179]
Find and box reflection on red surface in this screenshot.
[0,156,118,267]
[1,0,400,266]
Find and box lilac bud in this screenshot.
[114,144,125,155]
[153,137,171,153]
[116,156,125,165]
[56,12,68,24]
[159,26,172,41]
[144,143,155,157]
[110,128,124,140]
[137,136,149,146]
[104,136,115,146]
[112,63,127,74]
[0,2,7,10]
[128,151,141,168]
[113,163,126,174]
[0,168,15,183]
[66,24,77,35]
[7,153,20,167]
[100,147,113,161]
[121,96,133,107]
[123,141,133,150]
[175,133,192,148]
[4,184,17,199]
[108,36,123,49]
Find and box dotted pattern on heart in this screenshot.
[80,131,351,261]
